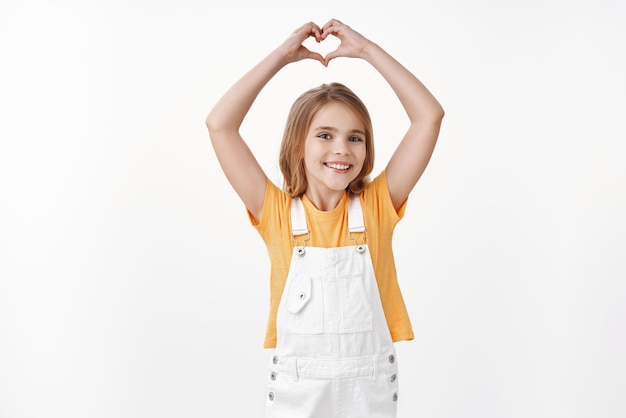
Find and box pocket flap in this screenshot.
[286,276,312,314]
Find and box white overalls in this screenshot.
[265,195,399,418]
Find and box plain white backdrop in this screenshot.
[1,0,625,417]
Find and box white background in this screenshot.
[1,0,625,417]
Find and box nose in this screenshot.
[333,138,350,155]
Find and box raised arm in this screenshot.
[206,23,325,222]
[322,19,444,211]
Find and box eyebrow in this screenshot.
[313,126,366,136]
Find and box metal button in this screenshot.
[298,292,306,300]
[270,371,277,381]
[272,355,278,364]
[356,245,365,253]
[296,247,305,256]
[388,354,395,364]
[392,392,398,402]
[268,392,275,401]
[390,373,397,383]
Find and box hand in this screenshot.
[321,19,370,66]
[279,22,325,65]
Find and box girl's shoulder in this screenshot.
[361,170,407,221]
[248,178,292,229]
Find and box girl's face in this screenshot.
[303,102,367,198]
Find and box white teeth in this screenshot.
[326,162,350,170]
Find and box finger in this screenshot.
[304,21,323,42]
[293,22,322,43]
[321,19,346,39]
[321,24,335,40]
[322,18,344,32]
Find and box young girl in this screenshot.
[206,19,443,418]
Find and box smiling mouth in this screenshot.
[325,162,351,171]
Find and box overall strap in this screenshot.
[347,194,365,233]
[290,197,309,237]
[290,194,366,237]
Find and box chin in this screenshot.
[329,183,353,193]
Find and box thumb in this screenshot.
[306,50,325,65]
[323,49,340,66]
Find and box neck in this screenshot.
[304,189,345,211]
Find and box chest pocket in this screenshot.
[284,273,373,334]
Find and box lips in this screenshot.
[324,162,351,171]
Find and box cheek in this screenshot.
[357,146,368,166]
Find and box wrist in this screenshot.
[360,40,380,61]
[267,46,293,69]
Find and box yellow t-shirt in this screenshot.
[249,171,414,348]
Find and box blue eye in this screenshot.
[349,136,363,142]
[318,133,331,139]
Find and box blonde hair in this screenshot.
[279,83,375,197]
